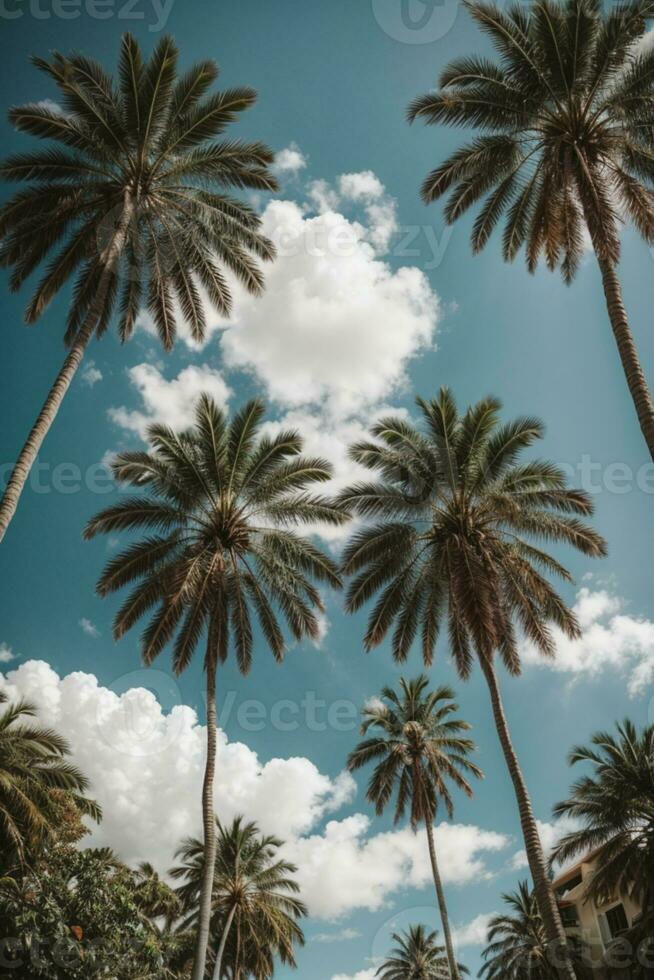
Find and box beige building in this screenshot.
[553,850,644,978]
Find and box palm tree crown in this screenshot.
[408,0,654,459]
[0,690,100,865]
[347,676,481,825]
[376,924,468,980]
[85,394,345,672]
[551,719,654,909]
[1,33,277,347]
[480,881,558,980]
[408,0,654,280]
[340,388,605,674]
[171,816,306,978]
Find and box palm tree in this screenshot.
[480,881,561,979]
[347,676,482,980]
[339,389,607,980]
[551,719,654,913]
[0,690,101,867]
[170,816,306,980]
[0,33,278,542]
[134,860,182,928]
[408,0,654,460]
[86,394,343,980]
[376,924,469,979]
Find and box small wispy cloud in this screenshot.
[82,361,103,387]
[0,643,16,664]
[313,927,361,944]
[79,618,100,639]
[273,142,308,175]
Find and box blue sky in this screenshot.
[1,1,654,977]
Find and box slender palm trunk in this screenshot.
[211,904,236,980]
[479,658,576,980]
[596,255,654,462]
[192,654,219,980]
[0,197,133,544]
[425,818,460,980]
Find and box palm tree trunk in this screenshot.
[425,818,460,980]
[0,195,133,544]
[596,255,654,462]
[211,904,236,980]
[479,657,577,980]
[192,653,219,980]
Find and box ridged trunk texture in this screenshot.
[211,904,236,980]
[192,653,219,980]
[480,658,577,980]
[0,198,134,543]
[425,818,460,980]
[597,255,654,462]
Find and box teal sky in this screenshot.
[1,1,654,977]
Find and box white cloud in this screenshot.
[331,972,376,980]
[0,661,509,922]
[0,643,15,664]
[285,816,509,920]
[274,142,308,175]
[521,585,654,697]
[81,361,103,387]
[79,618,100,639]
[510,816,581,872]
[109,363,231,439]
[221,196,435,416]
[314,927,361,943]
[339,171,385,201]
[452,912,495,948]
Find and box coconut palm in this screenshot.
[0,690,101,868]
[170,816,306,980]
[551,719,654,913]
[480,881,560,979]
[86,394,343,980]
[339,389,606,980]
[408,0,654,460]
[376,924,469,980]
[348,676,482,980]
[0,33,278,542]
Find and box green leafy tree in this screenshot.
[376,924,468,980]
[552,719,654,912]
[0,691,100,870]
[339,389,606,980]
[408,0,654,460]
[86,395,344,980]
[0,846,178,978]
[170,816,306,980]
[0,33,278,541]
[348,677,481,980]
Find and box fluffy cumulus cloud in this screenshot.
[453,912,496,948]
[221,193,435,415]
[109,363,231,440]
[285,815,508,919]
[274,141,308,175]
[510,816,581,873]
[0,661,510,921]
[521,584,654,697]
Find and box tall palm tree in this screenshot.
[408,0,654,460]
[347,676,482,980]
[376,924,469,980]
[0,690,101,867]
[480,881,561,979]
[170,816,306,980]
[551,719,654,913]
[339,389,606,980]
[0,33,278,542]
[86,394,343,980]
